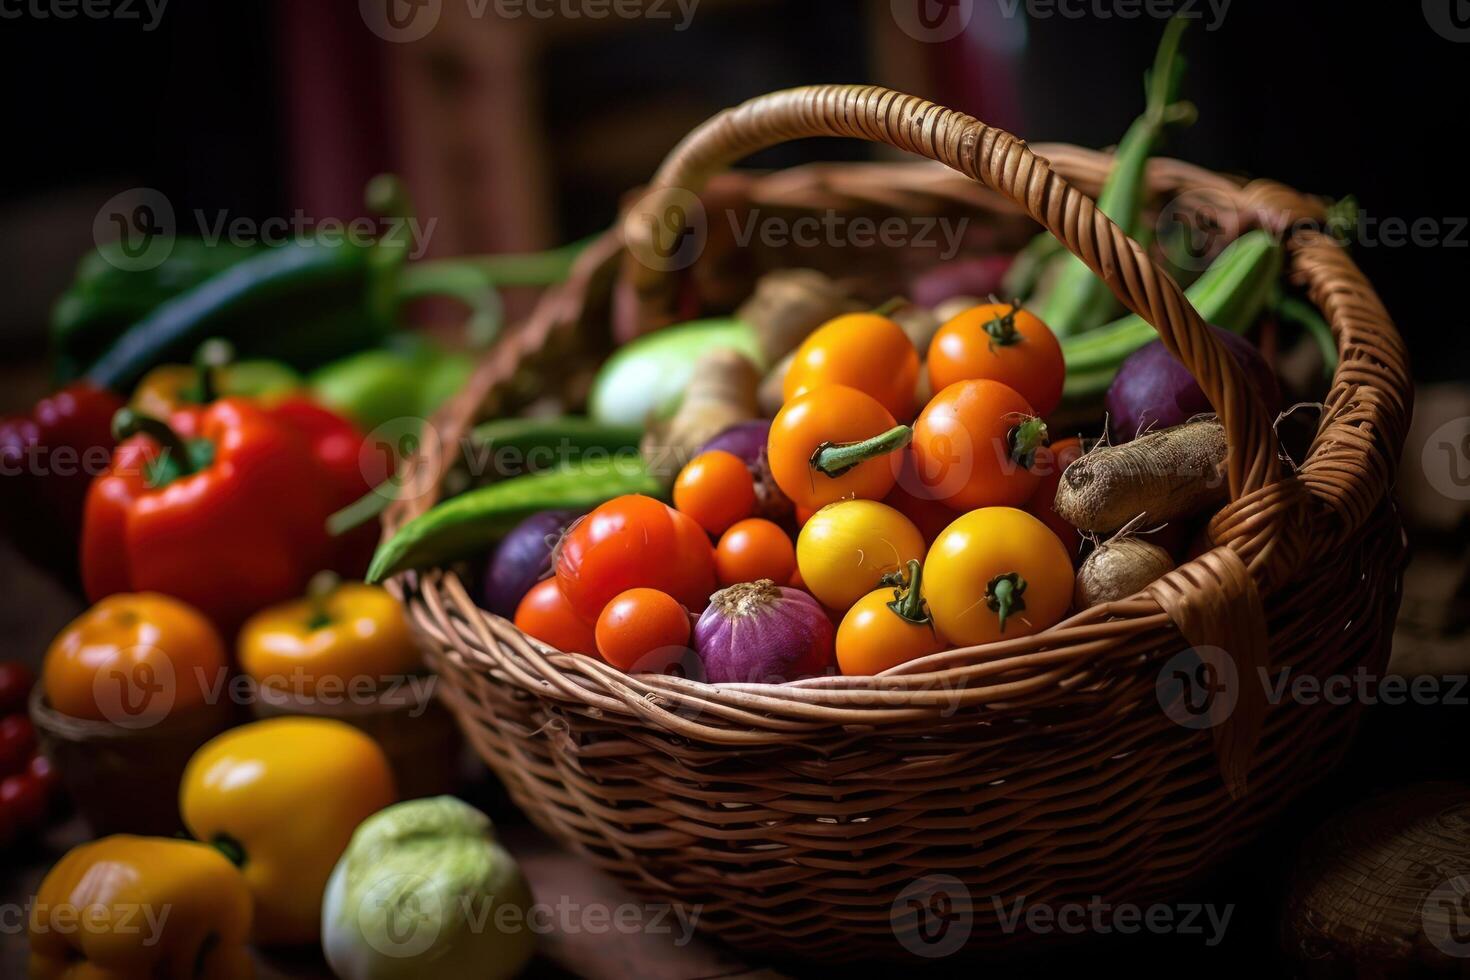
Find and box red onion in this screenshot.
[698,420,770,466]
[693,580,835,684]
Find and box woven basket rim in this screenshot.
[386,87,1411,732]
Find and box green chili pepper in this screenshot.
[1034,16,1195,334]
[366,457,662,582]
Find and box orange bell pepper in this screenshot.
[81,399,338,631]
[29,834,253,980]
[43,592,229,724]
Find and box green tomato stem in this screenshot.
[192,338,235,404]
[983,303,1022,347]
[810,425,912,478]
[886,558,931,626]
[306,570,342,630]
[1009,418,1049,470]
[987,573,1028,633]
[210,833,247,868]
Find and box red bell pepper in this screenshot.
[81,399,339,631]
[0,383,123,585]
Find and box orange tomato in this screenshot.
[1026,436,1085,560]
[911,379,1047,511]
[783,313,920,420]
[927,302,1065,416]
[768,385,907,511]
[595,588,692,671]
[514,579,598,655]
[673,450,756,535]
[715,518,797,586]
[836,560,946,675]
[43,592,228,724]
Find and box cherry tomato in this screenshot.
[673,451,756,535]
[555,495,718,622]
[715,518,797,586]
[836,560,946,675]
[0,771,46,828]
[911,379,1046,510]
[27,753,59,806]
[0,715,35,778]
[513,579,599,656]
[927,302,1065,416]
[783,313,920,421]
[595,589,692,672]
[0,662,34,715]
[923,506,1072,646]
[768,385,906,511]
[1026,436,1085,560]
[796,500,926,611]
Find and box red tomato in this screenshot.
[0,662,34,716]
[555,495,717,622]
[1026,436,1085,561]
[715,519,797,586]
[927,302,1065,416]
[27,753,59,804]
[594,588,692,672]
[0,715,35,778]
[513,579,599,656]
[0,772,46,828]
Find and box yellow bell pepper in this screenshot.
[179,717,396,947]
[29,835,253,980]
[238,579,421,696]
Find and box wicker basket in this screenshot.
[385,87,1412,960]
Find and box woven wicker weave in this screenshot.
[386,87,1411,960]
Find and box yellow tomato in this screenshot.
[782,312,920,420]
[180,716,396,946]
[238,580,421,695]
[796,500,926,611]
[836,560,946,675]
[923,506,1073,646]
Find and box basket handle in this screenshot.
[619,85,1281,507]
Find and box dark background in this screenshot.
[0,2,1465,974]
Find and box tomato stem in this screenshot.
[191,338,235,404]
[983,302,1022,347]
[811,425,912,478]
[210,833,247,868]
[306,570,341,630]
[1009,417,1049,470]
[871,297,909,318]
[885,558,932,626]
[986,572,1028,633]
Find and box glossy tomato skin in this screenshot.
[594,588,692,672]
[836,588,946,675]
[554,495,717,623]
[912,379,1043,511]
[0,715,35,778]
[924,507,1072,647]
[796,500,926,612]
[768,385,902,511]
[513,579,599,656]
[673,451,756,535]
[783,313,920,422]
[715,519,797,587]
[927,303,1065,416]
[1025,436,1085,561]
